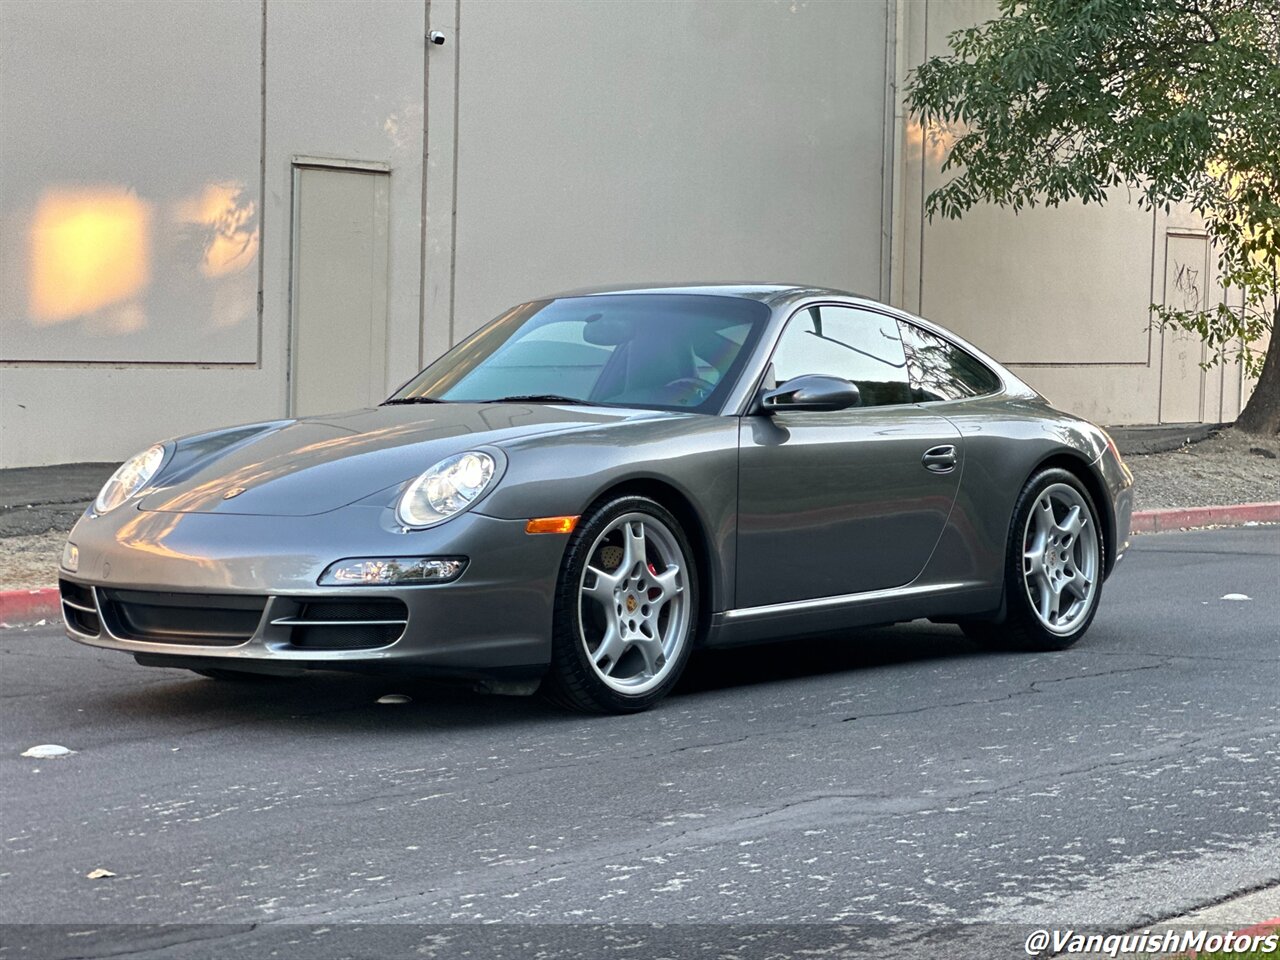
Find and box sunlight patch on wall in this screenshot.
[906,118,956,167]
[174,182,259,278]
[28,187,151,326]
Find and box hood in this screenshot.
[138,403,652,516]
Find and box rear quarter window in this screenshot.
[897,321,1002,402]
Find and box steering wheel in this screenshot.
[662,376,716,405]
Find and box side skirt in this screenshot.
[703,580,998,648]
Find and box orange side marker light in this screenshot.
[525,515,579,535]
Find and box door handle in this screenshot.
[922,444,957,473]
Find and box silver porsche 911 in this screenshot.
[60,284,1133,713]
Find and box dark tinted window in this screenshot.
[770,305,912,407]
[897,321,1001,402]
[390,294,770,413]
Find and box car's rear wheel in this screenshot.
[962,467,1105,651]
[545,496,698,713]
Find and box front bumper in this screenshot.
[1094,442,1134,571]
[59,505,566,679]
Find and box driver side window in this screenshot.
[770,305,912,407]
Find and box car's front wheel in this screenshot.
[962,467,1105,651]
[545,496,698,713]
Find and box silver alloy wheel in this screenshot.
[578,512,691,695]
[1021,482,1100,635]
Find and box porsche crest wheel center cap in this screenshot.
[625,595,638,614]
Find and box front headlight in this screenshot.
[94,444,167,515]
[396,451,497,528]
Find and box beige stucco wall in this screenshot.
[3,0,895,467]
[1,0,428,466]
[890,0,1256,426]
[0,0,1252,468]
[426,0,894,349]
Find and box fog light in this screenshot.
[318,556,467,586]
[61,542,79,573]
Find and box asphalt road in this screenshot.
[2,527,1277,959]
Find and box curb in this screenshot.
[1129,501,1280,534]
[1157,916,1280,959]
[1,503,1277,627]
[0,587,60,626]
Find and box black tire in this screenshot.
[543,495,699,714]
[961,467,1106,652]
[190,668,294,682]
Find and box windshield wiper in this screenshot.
[480,394,592,405]
[382,396,447,405]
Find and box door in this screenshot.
[289,163,390,416]
[736,305,962,607]
[1158,232,1209,424]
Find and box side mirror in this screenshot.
[761,375,861,413]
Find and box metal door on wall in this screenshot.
[289,160,391,417]
[1158,231,1209,424]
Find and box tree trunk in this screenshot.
[1235,303,1280,435]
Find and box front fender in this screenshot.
[480,415,740,612]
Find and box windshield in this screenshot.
[390,294,771,413]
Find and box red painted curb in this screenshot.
[1130,501,1280,533]
[1161,916,1280,958]
[0,587,60,625]
[1235,917,1280,938]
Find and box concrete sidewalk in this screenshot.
[0,462,115,538]
[1103,421,1221,455]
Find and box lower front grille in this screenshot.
[98,589,266,645]
[275,598,408,651]
[59,579,101,636]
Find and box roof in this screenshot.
[533,282,875,309]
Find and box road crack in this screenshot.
[838,661,1168,723]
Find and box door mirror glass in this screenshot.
[761,375,861,413]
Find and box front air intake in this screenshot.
[59,579,101,637]
[271,599,409,651]
[97,589,266,645]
